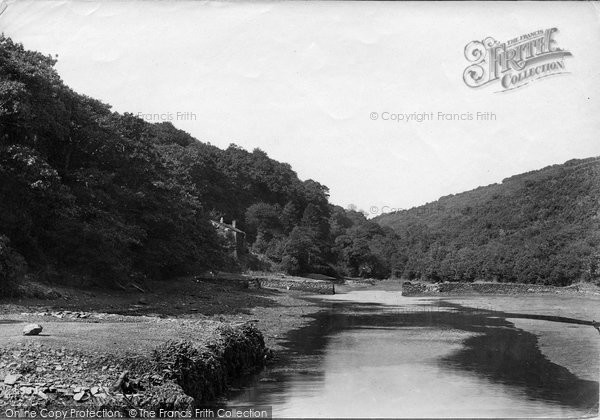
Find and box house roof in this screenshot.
[210,220,245,234]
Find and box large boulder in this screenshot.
[22,323,43,336]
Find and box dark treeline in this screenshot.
[1,37,598,292]
[0,36,399,292]
[376,158,600,286]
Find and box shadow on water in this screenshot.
[228,299,599,413]
[435,300,599,410]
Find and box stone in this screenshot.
[74,391,89,402]
[23,324,43,336]
[4,374,21,385]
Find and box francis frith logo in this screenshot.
[463,28,572,92]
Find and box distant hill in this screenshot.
[375,158,600,285]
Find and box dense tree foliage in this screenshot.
[376,158,600,285]
[1,36,597,290]
[0,36,396,287]
[0,36,225,285]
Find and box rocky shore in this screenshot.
[1,324,268,413]
[0,276,324,415]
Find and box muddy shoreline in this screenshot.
[0,278,325,414]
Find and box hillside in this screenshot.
[375,158,600,285]
[0,36,399,291]
[0,36,334,289]
[1,35,598,290]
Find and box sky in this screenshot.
[2,1,599,216]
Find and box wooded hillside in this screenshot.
[376,158,600,285]
[0,36,398,290]
[1,36,598,291]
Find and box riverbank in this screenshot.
[401,280,600,297]
[226,283,600,418]
[0,277,323,414]
[4,276,598,415]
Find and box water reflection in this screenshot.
[227,296,599,418]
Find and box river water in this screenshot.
[227,287,600,418]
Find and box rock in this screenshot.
[23,324,43,336]
[74,391,89,402]
[4,374,21,385]
[20,386,34,395]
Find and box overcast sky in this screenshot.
[2,1,599,215]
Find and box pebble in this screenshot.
[73,391,89,402]
[4,374,21,385]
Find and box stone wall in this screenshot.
[255,277,335,295]
[402,281,562,297]
[195,273,335,294]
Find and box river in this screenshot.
[226,286,600,418]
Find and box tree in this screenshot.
[280,227,322,275]
[245,202,281,240]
